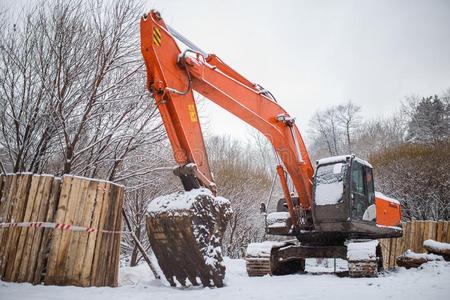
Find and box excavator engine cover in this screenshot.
[146,188,232,287]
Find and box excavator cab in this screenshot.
[310,155,401,241]
[313,155,375,224]
[267,155,401,242]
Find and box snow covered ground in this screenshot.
[1,258,449,300]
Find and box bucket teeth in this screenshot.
[146,189,232,287]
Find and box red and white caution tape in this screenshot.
[0,221,129,234]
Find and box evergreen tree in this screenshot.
[407,95,449,143]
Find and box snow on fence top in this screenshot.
[146,188,231,216]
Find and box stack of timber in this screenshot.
[396,250,443,269]
[379,220,450,269]
[0,173,124,287]
[423,239,450,261]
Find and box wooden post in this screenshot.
[122,208,161,279]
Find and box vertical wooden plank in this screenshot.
[91,182,111,286]
[421,221,428,252]
[16,175,45,282]
[425,221,433,241]
[111,185,124,287]
[397,222,407,263]
[21,175,54,283]
[45,175,73,285]
[442,221,448,242]
[431,221,437,242]
[97,184,115,286]
[0,175,15,276]
[414,220,423,253]
[0,175,4,209]
[103,184,122,287]
[0,174,4,230]
[3,174,33,281]
[379,239,388,270]
[394,236,402,266]
[386,239,392,268]
[443,222,449,243]
[12,175,41,282]
[420,221,428,252]
[402,222,411,253]
[63,178,90,285]
[436,221,444,242]
[385,238,391,269]
[34,177,61,284]
[80,181,106,287]
[53,176,82,285]
[390,238,398,268]
[408,220,416,252]
[72,180,99,284]
[446,222,450,244]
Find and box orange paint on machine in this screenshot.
[375,193,402,227]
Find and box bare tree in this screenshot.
[308,104,348,160]
[308,111,335,158]
[205,135,272,258]
[0,0,166,180]
[336,101,361,153]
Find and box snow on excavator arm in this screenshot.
[140,10,314,226]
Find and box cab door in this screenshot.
[350,161,374,221]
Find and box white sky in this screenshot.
[146,0,450,141]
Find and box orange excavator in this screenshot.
[140,10,402,287]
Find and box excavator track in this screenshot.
[245,242,275,276]
[245,241,305,276]
[146,189,232,287]
[347,240,383,278]
[246,239,382,278]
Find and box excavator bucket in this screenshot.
[146,188,232,287]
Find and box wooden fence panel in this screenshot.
[380,220,450,269]
[0,174,124,287]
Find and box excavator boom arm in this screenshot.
[141,11,314,223]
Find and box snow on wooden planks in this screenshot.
[0,173,124,287]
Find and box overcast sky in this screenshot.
[146,0,450,141]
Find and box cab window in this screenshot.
[351,163,365,194]
[351,161,368,220]
[366,167,375,205]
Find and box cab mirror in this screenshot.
[259,202,267,214]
